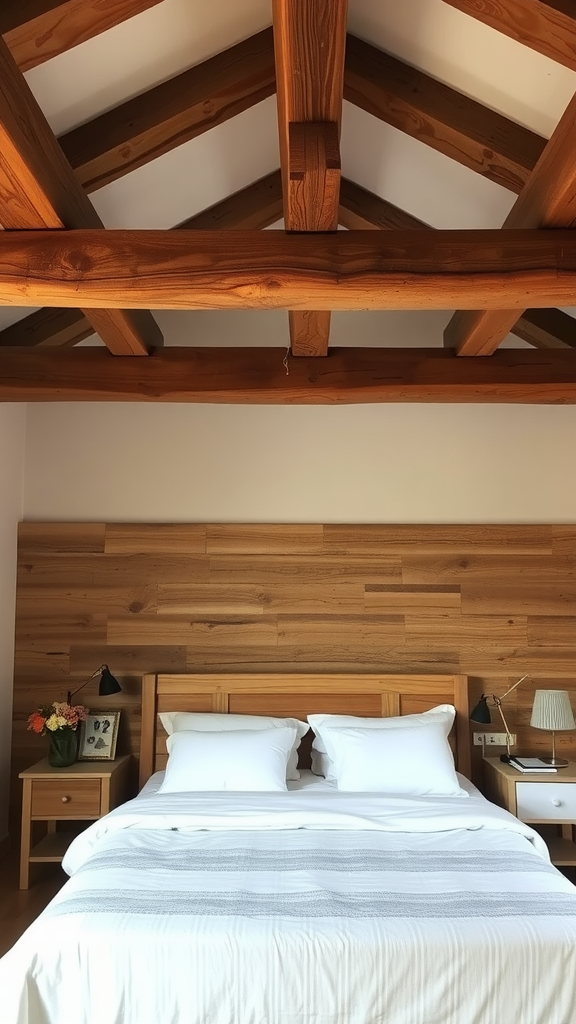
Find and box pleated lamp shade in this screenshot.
[530,690,576,732]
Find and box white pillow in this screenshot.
[318,721,465,796]
[309,705,456,782]
[158,712,309,781]
[158,726,297,793]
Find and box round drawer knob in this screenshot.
[61,795,70,803]
[552,798,563,807]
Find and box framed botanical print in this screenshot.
[78,711,120,761]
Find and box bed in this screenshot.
[3,670,576,1024]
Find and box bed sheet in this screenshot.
[3,773,576,1024]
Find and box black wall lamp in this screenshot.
[67,664,122,706]
[469,674,530,762]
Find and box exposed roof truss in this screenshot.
[0,0,575,403]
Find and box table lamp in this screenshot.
[530,690,575,767]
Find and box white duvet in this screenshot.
[3,773,576,1024]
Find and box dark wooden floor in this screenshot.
[0,847,66,959]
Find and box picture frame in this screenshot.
[78,711,120,761]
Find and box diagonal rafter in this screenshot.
[0,34,161,356]
[59,28,276,193]
[1,1,165,72]
[344,33,546,194]
[443,1,576,74]
[445,90,576,355]
[273,0,348,356]
[338,179,576,351]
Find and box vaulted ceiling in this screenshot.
[0,0,575,403]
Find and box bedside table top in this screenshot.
[19,754,130,780]
[485,757,576,782]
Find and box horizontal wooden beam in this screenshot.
[443,1,576,74]
[337,176,574,353]
[344,33,546,194]
[1,229,576,311]
[1,1,164,71]
[1,346,575,404]
[59,28,276,192]
[0,171,285,350]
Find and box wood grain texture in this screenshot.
[0,36,161,356]
[0,308,92,348]
[288,310,332,357]
[0,171,284,351]
[273,0,347,358]
[344,33,546,194]
[10,522,576,819]
[337,180,571,352]
[2,346,576,403]
[58,29,276,192]
[511,308,576,350]
[339,179,430,230]
[139,671,470,787]
[1,1,164,71]
[177,171,283,232]
[1,229,576,311]
[288,121,341,231]
[446,91,576,355]
[443,0,576,73]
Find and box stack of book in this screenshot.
[507,756,557,774]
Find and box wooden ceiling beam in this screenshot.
[1,346,575,404]
[1,1,164,72]
[338,178,574,352]
[344,33,545,194]
[1,228,576,311]
[512,308,576,349]
[0,308,91,348]
[177,170,283,231]
[288,121,341,232]
[273,0,348,357]
[443,1,576,74]
[338,178,430,230]
[59,28,276,193]
[445,91,576,355]
[0,170,284,350]
[0,35,161,356]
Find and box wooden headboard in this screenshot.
[139,672,470,789]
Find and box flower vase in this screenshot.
[48,729,77,768]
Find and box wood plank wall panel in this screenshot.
[10,522,576,818]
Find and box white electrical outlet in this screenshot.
[473,732,516,746]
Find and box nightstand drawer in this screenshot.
[31,779,101,817]
[517,782,576,821]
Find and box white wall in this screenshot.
[23,403,576,523]
[0,405,26,841]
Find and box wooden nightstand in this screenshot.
[483,757,576,867]
[19,755,131,889]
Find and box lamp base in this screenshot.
[540,757,570,768]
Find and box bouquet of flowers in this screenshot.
[28,701,88,735]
